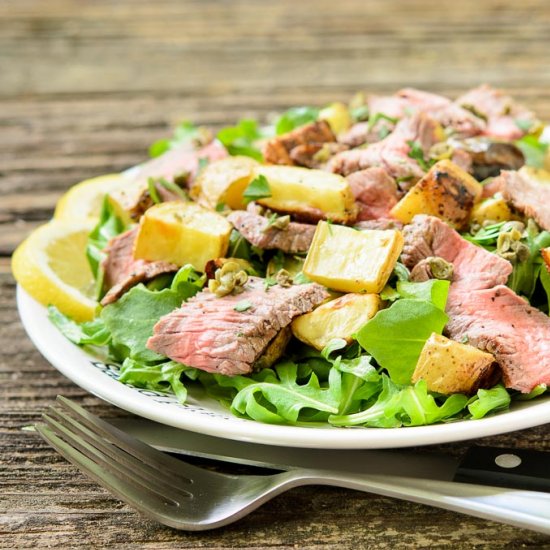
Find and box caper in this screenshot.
[428,257,454,281]
[276,269,293,287]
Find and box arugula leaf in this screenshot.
[101,269,203,362]
[396,279,450,311]
[395,380,468,426]
[515,134,549,168]
[320,338,348,361]
[119,358,193,403]
[230,361,340,424]
[356,299,448,384]
[368,112,398,131]
[149,121,200,158]
[147,177,162,204]
[85,197,126,297]
[217,119,264,161]
[155,177,189,201]
[101,285,183,362]
[468,385,511,419]
[407,140,434,171]
[275,106,320,135]
[329,375,402,427]
[170,264,206,301]
[242,175,272,204]
[540,265,550,306]
[48,305,110,346]
[506,222,550,299]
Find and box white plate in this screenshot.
[17,286,550,449]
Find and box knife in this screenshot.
[111,418,550,493]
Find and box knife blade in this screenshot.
[111,418,550,492]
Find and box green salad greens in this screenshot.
[47,100,550,429]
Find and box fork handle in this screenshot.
[290,471,550,535]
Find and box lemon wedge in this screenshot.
[12,220,98,322]
[54,173,127,222]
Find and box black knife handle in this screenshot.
[454,445,550,493]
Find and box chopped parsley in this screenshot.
[243,175,272,204]
[217,119,264,161]
[407,140,434,171]
[234,300,253,312]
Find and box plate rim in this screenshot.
[17,285,550,449]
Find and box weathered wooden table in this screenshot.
[2,1,550,547]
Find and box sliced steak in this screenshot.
[329,112,443,179]
[117,140,228,220]
[147,277,329,375]
[366,89,484,139]
[346,167,399,221]
[445,285,550,392]
[402,215,512,290]
[263,120,336,166]
[338,122,382,148]
[227,210,316,253]
[499,170,550,231]
[402,215,550,392]
[354,218,403,231]
[456,85,538,140]
[100,227,178,306]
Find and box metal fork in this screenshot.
[36,396,550,533]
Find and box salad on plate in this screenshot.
[12,84,550,429]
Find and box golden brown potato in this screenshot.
[411,333,498,395]
[191,156,258,210]
[470,196,517,225]
[303,221,403,293]
[254,327,292,370]
[291,293,381,350]
[542,247,550,271]
[390,159,483,229]
[133,202,232,271]
[319,102,352,135]
[254,165,357,224]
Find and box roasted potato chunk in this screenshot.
[292,293,381,350]
[319,102,352,135]
[133,202,232,271]
[390,160,483,229]
[191,156,258,210]
[254,165,357,224]
[303,221,403,293]
[542,247,550,271]
[411,333,498,395]
[254,327,292,370]
[470,196,516,225]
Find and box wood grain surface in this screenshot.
[2,1,550,547]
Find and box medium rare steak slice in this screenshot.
[456,85,538,140]
[402,215,550,392]
[402,215,512,290]
[329,112,442,180]
[346,167,399,221]
[499,170,550,231]
[445,285,550,392]
[227,210,315,253]
[100,227,177,306]
[147,278,329,376]
[367,88,484,138]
